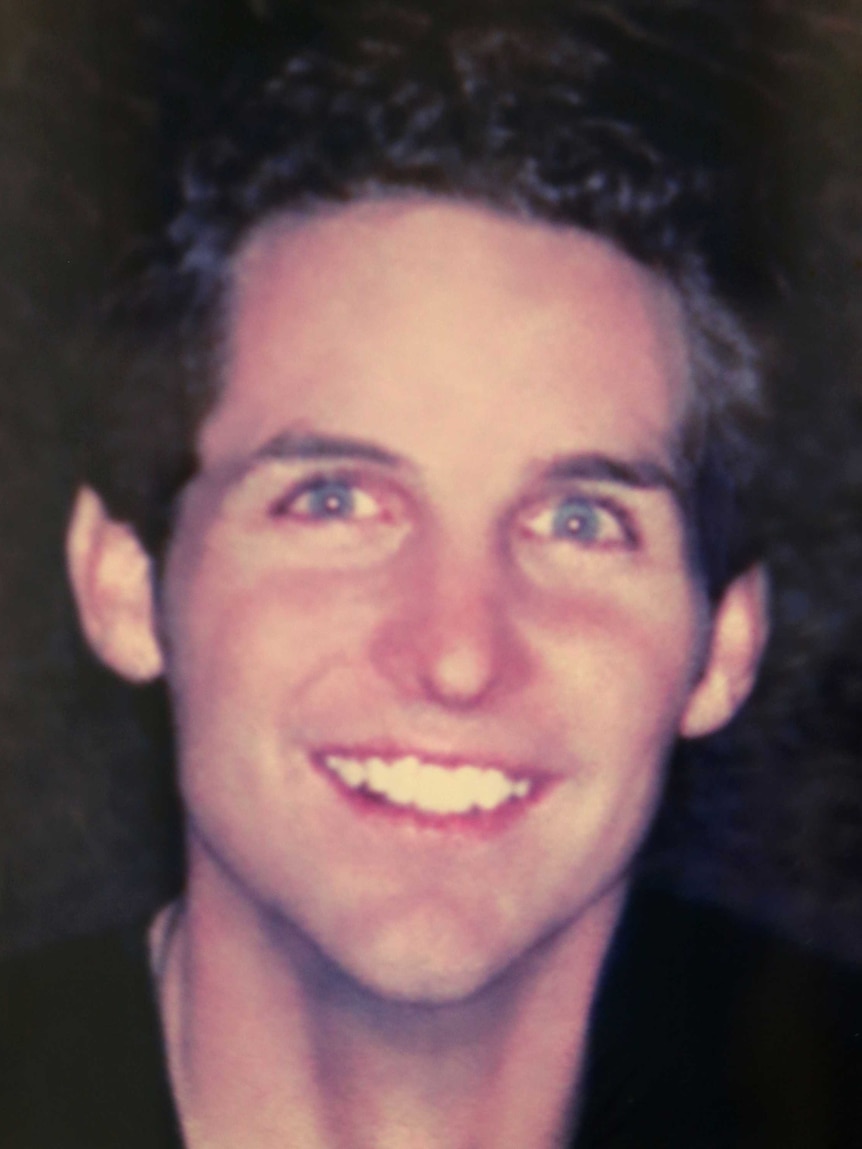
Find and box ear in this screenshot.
[66,487,165,682]
[679,565,769,739]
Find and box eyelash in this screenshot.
[522,492,639,549]
[265,470,638,552]
[268,469,377,520]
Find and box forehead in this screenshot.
[201,198,691,477]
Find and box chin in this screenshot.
[326,912,521,1007]
[347,954,503,1008]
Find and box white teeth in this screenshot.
[386,755,420,806]
[322,754,532,814]
[328,753,365,790]
[367,757,391,794]
[414,764,448,814]
[474,768,514,811]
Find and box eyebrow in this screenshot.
[542,452,683,502]
[236,433,682,503]
[247,431,404,469]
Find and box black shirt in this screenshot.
[3,888,860,1148]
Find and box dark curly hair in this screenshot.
[80,1,773,599]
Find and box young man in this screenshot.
[4,5,859,1147]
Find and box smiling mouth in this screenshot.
[317,751,535,817]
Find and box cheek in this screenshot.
[530,578,705,733]
[161,557,388,720]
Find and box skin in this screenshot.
[68,198,767,1148]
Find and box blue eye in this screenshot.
[303,479,356,519]
[522,494,633,548]
[551,498,602,542]
[272,475,381,523]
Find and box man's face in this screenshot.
[93,200,763,1002]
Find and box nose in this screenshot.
[369,543,531,709]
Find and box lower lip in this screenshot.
[311,754,547,835]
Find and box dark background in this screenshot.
[1,0,862,961]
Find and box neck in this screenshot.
[154,855,625,1149]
